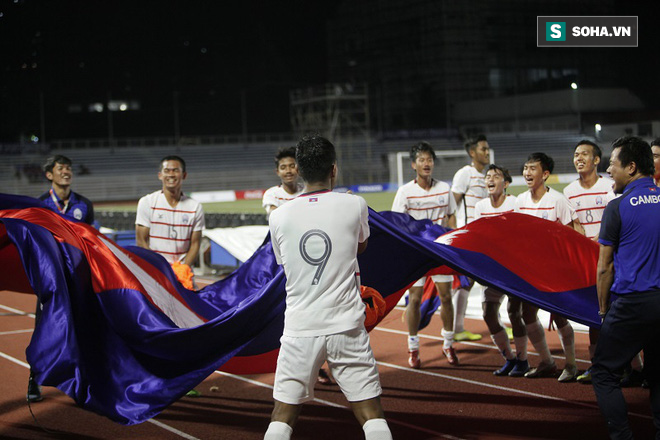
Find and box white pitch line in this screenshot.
[146,419,201,440]
[0,329,34,336]
[373,326,592,364]
[0,346,200,440]
[0,349,30,369]
[376,360,652,421]
[215,370,465,439]
[0,304,35,318]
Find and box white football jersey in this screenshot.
[514,187,576,225]
[474,194,517,220]
[392,179,456,225]
[563,176,615,239]
[269,190,369,337]
[451,164,487,227]
[135,190,205,263]
[262,184,304,211]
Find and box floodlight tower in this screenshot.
[289,83,372,185]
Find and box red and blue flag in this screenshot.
[0,193,600,425]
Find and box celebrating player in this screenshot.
[265,135,392,440]
[474,165,530,377]
[392,141,459,368]
[262,147,304,216]
[451,135,490,342]
[513,152,583,382]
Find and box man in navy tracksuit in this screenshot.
[592,136,660,440]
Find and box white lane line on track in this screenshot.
[373,326,592,364]
[215,370,466,439]
[146,419,201,440]
[0,347,200,440]
[0,329,34,336]
[0,304,36,318]
[376,360,652,421]
[0,350,30,368]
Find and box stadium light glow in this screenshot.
[571,82,578,90]
[119,103,128,111]
[595,123,602,132]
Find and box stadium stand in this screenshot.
[1,131,603,203]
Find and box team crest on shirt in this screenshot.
[438,196,445,204]
[309,197,318,203]
[73,208,83,220]
[596,196,603,205]
[182,214,189,223]
[542,212,549,220]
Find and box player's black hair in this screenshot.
[295,135,336,183]
[611,136,655,176]
[650,137,660,148]
[43,155,72,174]
[464,134,488,155]
[160,155,186,173]
[486,164,512,184]
[274,146,296,167]
[574,139,602,159]
[410,141,436,162]
[525,152,554,174]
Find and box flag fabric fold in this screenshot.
[0,193,600,425]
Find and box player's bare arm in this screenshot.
[445,213,457,229]
[136,225,150,249]
[183,230,203,267]
[357,239,368,255]
[452,191,464,207]
[570,218,585,235]
[596,244,615,316]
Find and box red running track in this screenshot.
[0,289,654,439]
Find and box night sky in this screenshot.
[1,1,658,142]
[0,0,340,141]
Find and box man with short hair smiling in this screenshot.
[514,152,583,382]
[262,146,303,216]
[39,155,94,225]
[592,136,660,440]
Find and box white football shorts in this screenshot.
[273,327,382,404]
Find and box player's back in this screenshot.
[269,190,368,337]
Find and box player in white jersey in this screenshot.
[392,141,459,368]
[136,155,205,267]
[451,135,490,342]
[262,147,304,216]
[563,141,615,240]
[262,146,330,386]
[513,153,583,383]
[474,165,531,377]
[265,135,392,440]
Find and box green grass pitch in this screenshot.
[99,183,569,214]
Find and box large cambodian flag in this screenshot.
[0,193,599,424]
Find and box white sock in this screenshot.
[264,421,292,440]
[491,329,514,360]
[363,418,393,440]
[557,323,575,366]
[631,352,644,371]
[452,288,469,333]
[441,329,454,349]
[408,335,420,351]
[526,321,553,364]
[513,335,528,361]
